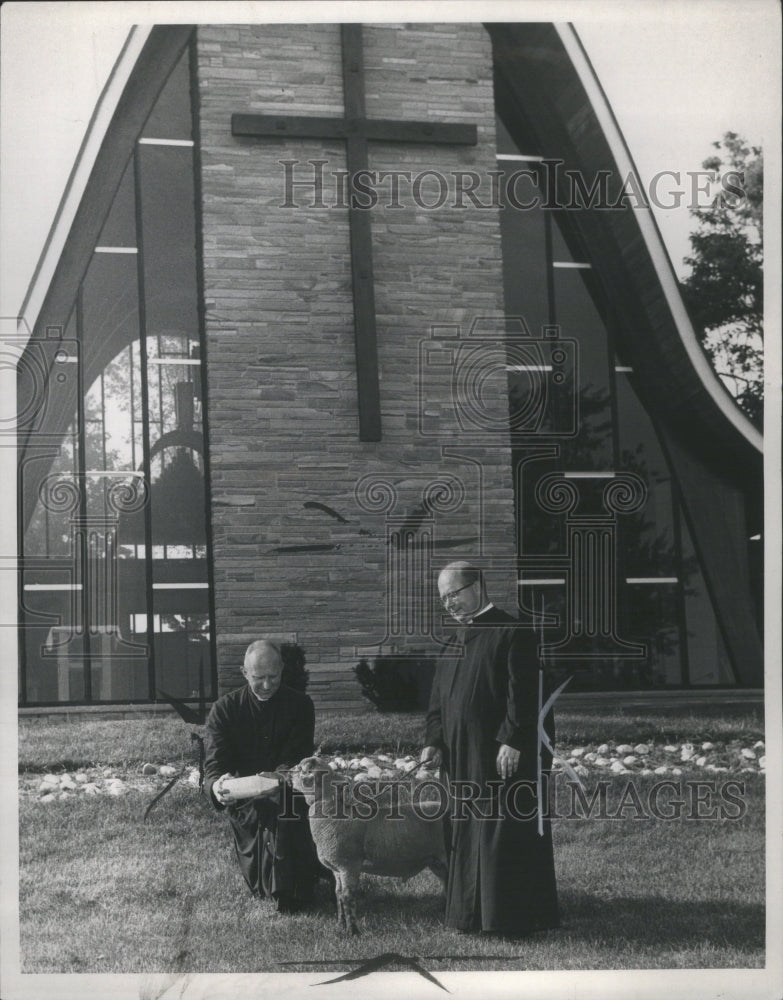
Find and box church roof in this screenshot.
[20,22,761,482]
[489,22,761,479]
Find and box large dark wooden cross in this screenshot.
[232,24,477,441]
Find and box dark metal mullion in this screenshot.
[543,209,556,328]
[670,479,692,687]
[129,344,137,471]
[75,288,92,701]
[605,305,632,684]
[189,30,219,701]
[133,143,158,701]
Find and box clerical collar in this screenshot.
[466,602,494,624]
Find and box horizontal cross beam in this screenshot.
[232,114,477,146]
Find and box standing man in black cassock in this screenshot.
[204,639,321,912]
[422,561,559,937]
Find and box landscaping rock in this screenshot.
[740,748,756,760]
[616,744,633,755]
[159,765,178,777]
[634,744,650,755]
[596,743,609,755]
[40,793,56,803]
[622,755,637,766]
[142,763,158,776]
[74,773,88,783]
[701,742,715,751]
[570,747,585,757]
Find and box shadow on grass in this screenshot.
[560,890,765,952]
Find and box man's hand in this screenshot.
[420,745,443,767]
[213,772,238,805]
[496,744,520,779]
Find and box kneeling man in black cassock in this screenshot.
[204,639,322,912]
[422,561,560,938]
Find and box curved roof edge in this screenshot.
[556,23,762,455]
[18,25,153,337]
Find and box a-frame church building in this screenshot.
[16,22,763,710]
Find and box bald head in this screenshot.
[243,640,283,700]
[437,562,486,622]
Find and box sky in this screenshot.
[0,0,780,320]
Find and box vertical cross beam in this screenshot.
[340,24,382,441]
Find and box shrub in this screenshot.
[354,652,435,712]
[281,642,309,692]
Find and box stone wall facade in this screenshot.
[195,23,516,704]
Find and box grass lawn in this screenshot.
[17,706,765,973]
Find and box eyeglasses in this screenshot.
[439,581,475,606]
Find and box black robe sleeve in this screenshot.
[204,698,234,810]
[495,626,540,773]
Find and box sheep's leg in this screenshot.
[341,870,361,936]
[333,872,347,930]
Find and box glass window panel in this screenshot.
[552,265,614,470]
[549,210,575,263]
[21,42,214,705]
[141,49,193,141]
[680,510,736,684]
[498,164,550,339]
[153,601,211,700]
[91,648,150,701]
[97,159,136,247]
[615,370,676,577]
[137,144,199,340]
[516,453,567,556]
[21,568,82,703]
[620,583,681,686]
[81,253,140,379]
[495,115,521,156]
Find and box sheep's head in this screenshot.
[291,756,334,803]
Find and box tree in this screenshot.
[680,132,763,427]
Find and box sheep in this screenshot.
[292,756,448,934]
